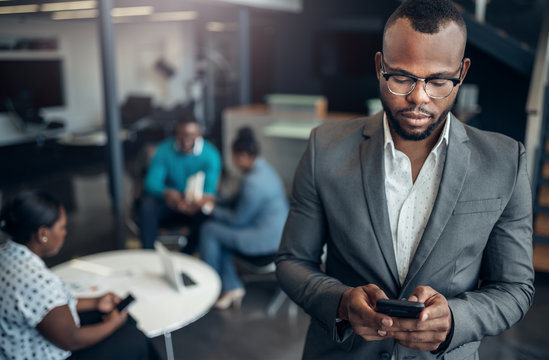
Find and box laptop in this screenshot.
[154,241,196,292]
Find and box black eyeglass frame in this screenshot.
[380,54,464,99]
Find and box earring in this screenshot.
[41,236,48,243]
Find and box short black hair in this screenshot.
[176,111,198,127]
[232,126,259,157]
[173,110,201,137]
[0,191,62,244]
[385,0,466,35]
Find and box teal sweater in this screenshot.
[144,138,221,197]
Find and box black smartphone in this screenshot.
[181,272,196,286]
[115,294,135,312]
[376,299,425,319]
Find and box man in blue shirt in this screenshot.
[139,115,221,253]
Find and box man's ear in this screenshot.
[374,52,383,80]
[459,58,471,85]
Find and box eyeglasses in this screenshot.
[380,54,463,99]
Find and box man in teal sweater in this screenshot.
[139,115,221,253]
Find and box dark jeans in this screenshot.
[139,195,206,254]
[69,311,161,360]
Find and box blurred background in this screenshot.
[0,0,548,359]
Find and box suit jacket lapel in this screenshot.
[359,114,400,288]
[403,115,471,287]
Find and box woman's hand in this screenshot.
[76,292,120,313]
[102,308,128,329]
[96,292,121,313]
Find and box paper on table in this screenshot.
[60,269,102,295]
[68,259,114,276]
[60,259,135,296]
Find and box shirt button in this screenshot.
[378,351,391,360]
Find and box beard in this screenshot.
[380,96,454,141]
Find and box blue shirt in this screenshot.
[213,157,289,252]
[144,138,222,198]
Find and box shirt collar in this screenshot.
[173,136,204,155]
[383,112,451,155]
[4,239,46,267]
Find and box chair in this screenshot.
[125,201,189,251]
[234,252,298,319]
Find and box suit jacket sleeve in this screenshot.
[276,128,352,342]
[446,142,535,351]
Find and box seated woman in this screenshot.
[200,127,289,309]
[0,191,160,360]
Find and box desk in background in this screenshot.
[222,105,362,193]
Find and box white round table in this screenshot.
[52,249,221,360]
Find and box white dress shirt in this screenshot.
[383,113,450,285]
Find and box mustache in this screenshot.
[396,106,434,117]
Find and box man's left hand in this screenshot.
[382,286,452,351]
[177,198,201,215]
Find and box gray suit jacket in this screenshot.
[276,112,535,360]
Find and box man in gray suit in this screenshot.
[275,0,535,359]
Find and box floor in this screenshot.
[2,141,549,359]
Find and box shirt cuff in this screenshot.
[335,317,353,343]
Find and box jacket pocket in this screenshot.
[453,198,501,215]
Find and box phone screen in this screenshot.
[116,294,135,312]
[376,299,425,318]
[181,272,196,286]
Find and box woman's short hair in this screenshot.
[0,191,61,244]
[232,126,259,157]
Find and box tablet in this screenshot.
[154,241,186,292]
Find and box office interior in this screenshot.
[0,0,548,358]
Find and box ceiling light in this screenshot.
[111,6,153,17]
[149,11,197,22]
[0,4,39,14]
[41,1,96,12]
[206,22,224,32]
[51,9,97,20]
[113,17,133,24]
[206,21,238,32]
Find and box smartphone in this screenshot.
[376,299,425,319]
[115,293,135,312]
[181,272,196,286]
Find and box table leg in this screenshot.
[164,331,175,360]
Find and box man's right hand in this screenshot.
[176,199,200,215]
[337,284,393,341]
[163,189,183,210]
